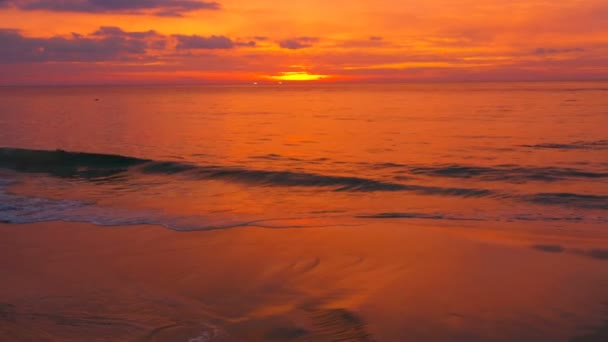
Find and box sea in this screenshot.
[0,82,607,233]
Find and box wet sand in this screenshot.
[1,221,607,341]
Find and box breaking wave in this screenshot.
[0,148,494,196]
[1,148,606,224]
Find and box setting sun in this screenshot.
[265,72,328,82]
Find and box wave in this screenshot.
[0,182,336,230]
[2,178,605,230]
[248,157,608,183]
[139,161,409,192]
[406,164,608,182]
[521,140,608,150]
[356,212,604,223]
[1,148,606,211]
[0,148,494,197]
[238,154,608,183]
[1,175,605,232]
[0,147,148,178]
[140,163,495,196]
[356,212,477,221]
[525,193,608,210]
[6,148,601,186]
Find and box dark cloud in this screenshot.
[279,37,319,50]
[235,40,256,47]
[92,26,161,39]
[0,0,220,16]
[174,34,234,49]
[0,27,164,63]
[534,47,585,55]
[0,27,256,63]
[369,36,383,41]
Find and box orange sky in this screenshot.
[0,0,607,84]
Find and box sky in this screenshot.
[0,0,607,84]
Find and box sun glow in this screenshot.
[265,72,327,81]
[0,0,606,84]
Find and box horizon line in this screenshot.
[1,78,608,88]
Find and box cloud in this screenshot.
[235,40,256,47]
[0,27,164,63]
[92,26,161,39]
[533,47,585,55]
[0,27,258,64]
[174,34,235,49]
[278,37,319,50]
[0,0,220,16]
[337,37,390,48]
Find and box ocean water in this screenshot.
[0,82,607,231]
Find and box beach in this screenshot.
[2,221,607,341]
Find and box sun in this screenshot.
[265,71,328,82]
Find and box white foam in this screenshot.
[0,181,309,231]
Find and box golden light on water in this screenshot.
[266,72,328,81]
